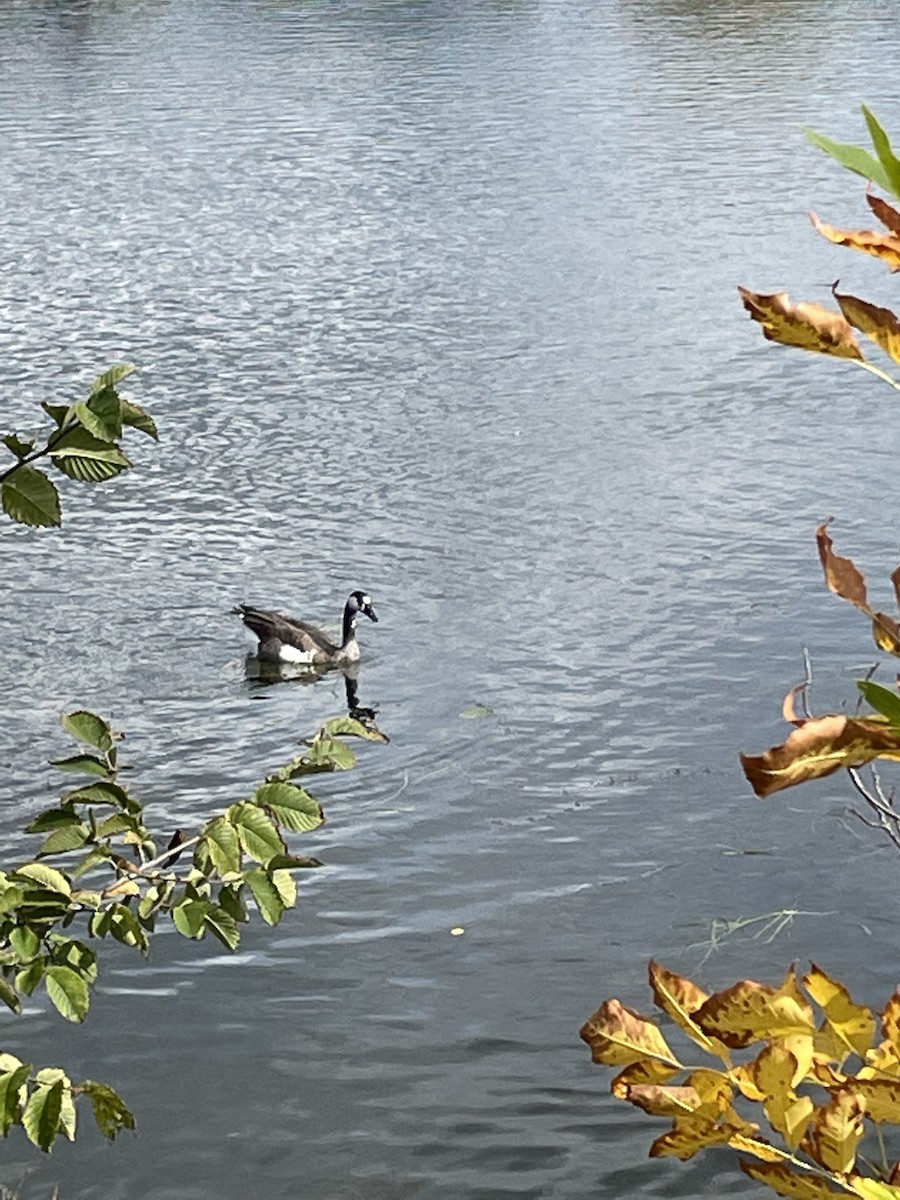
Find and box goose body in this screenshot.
[233,590,378,666]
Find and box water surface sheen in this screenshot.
[1,2,899,1196]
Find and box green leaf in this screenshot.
[2,433,35,459]
[267,853,324,871]
[49,752,109,777]
[89,363,134,395]
[804,125,893,191]
[48,935,97,982]
[137,880,174,921]
[204,906,240,951]
[107,905,148,952]
[74,386,122,444]
[204,817,242,875]
[49,427,131,483]
[22,1076,64,1151]
[862,105,900,199]
[10,926,41,962]
[79,1080,135,1140]
[41,402,71,428]
[254,782,324,833]
[244,867,285,926]
[307,735,356,770]
[13,863,71,898]
[858,678,900,726]
[26,807,81,834]
[34,1068,76,1142]
[171,898,209,940]
[94,813,136,838]
[1,465,61,527]
[322,715,389,742]
[227,803,285,865]
[0,881,25,916]
[45,965,90,1022]
[0,977,22,1015]
[15,957,45,996]
[271,869,297,909]
[218,883,248,924]
[63,781,132,809]
[0,1062,30,1135]
[60,711,114,752]
[38,824,90,856]
[120,398,158,441]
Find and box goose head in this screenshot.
[347,590,378,624]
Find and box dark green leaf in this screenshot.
[120,398,158,441]
[204,906,240,951]
[0,977,22,1015]
[60,711,114,752]
[2,433,35,459]
[107,905,148,952]
[38,824,90,856]
[15,957,45,996]
[50,752,110,777]
[218,883,248,924]
[267,853,324,871]
[94,813,136,838]
[74,386,122,444]
[227,803,285,865]
[22,1076,64,1151]
[1,465,61,527]
[26,807,82,834]
[79,1080,135,1140]
[0,1062,30,1135]
[858,678,900,725]
[41,402,71,428]
[45,965,90,1022]
[244,867,285,926]
[254,782,323,833]
[49,427,131,483]
[63,781,131,809]
[48,935,97,982]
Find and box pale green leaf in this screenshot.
[22,1078,64,1151]
[204,817,242,875]
[45,965,90,1022]
[254,782,323,833]
[89,363,134,395]
[74,386,122,443]
[863,105,900,199]
[60,711,113,752]
[10,927,41,962]
[13,863,71,898]
[203,906,240,951]
[244,867,284,926]
[0,1063,30,1135]
[171,898,209,939]
[804,126,893,191]
[226,803,285,865]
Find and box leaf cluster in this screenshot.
[582,961,900,1198]
[1,365,157,527]
[0,707,386,1150]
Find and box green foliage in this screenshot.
[0,365,157,527]
[0,706,385,1150]
[805,105,898,194]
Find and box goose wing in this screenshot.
[233,605,338,655]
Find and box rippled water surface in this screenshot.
[2,1,900,1196]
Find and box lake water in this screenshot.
[2,1,900,1196]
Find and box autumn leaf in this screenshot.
[626,1084,700,1117]
[738,287,863,359]
[647,961,731,1063]
[740,1159,849,1198]
[695,974,815,1049]
[750,1044,814,1150]
[867,191,900,235]
[649,1118,740,1161]
[846,1078,900,1124]
[816,521,869,610]
[610,1058,679,1099]
[804,963,876,1061]
[810,212,900,272]
[802,1089,865,1174]
[579,999,681,1069]
[835,291,900,366]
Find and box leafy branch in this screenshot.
[1,364,157,528]
[0,707,387,1150]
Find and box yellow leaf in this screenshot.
[696,975,816,1049]
[740,714,900,798]
[750,1044,814,1150]
[803,1089,866,1174]
[849,1179,900,1200]
[850,1078,900,1124]
[649,1118,738,1161]
[740,1159,850,1198]
[729,1133,798,1166]
[836,291,900,367]
[882,991,900,1060]
[804,964,876,1060]
[609,1058,679,1099]
[647,961,731,1063]
[579,999,680,1069]
[739,287,863,359]
[625,1084,700,1117]
[811,211,900,272]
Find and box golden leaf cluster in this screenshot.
[582,962,900,1198]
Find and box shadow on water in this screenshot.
[242,656,384,732]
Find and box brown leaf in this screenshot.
[740,714,900,798]
[867,191,900,236]
[783,685,811,727]
[872,612,900,657]
[816,520,869,611]
[695,975,815,1050]
[739,1159,849,1198]
[626,1084,700,1117]
[835,291,900,367]
[811,211,900,272]
[609,1058,680,1099]
[647,961,731,1062]
[738,287,863,359]
[803,963,876,1061]
[802,1089,865,1174]
[649,1118,738,1161]
[891,565,900,613]
[579,998,680,1069]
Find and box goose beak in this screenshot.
[363,604,378,623]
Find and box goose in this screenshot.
[232,590,378,666]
